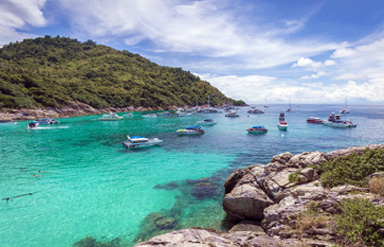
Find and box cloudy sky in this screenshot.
[1,0,384,104]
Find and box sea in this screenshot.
[1,104,384,247]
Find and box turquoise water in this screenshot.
[1,104,384,246]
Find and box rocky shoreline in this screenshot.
[0,101,179,121]
[135,144,384,247]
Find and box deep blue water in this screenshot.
[1,104,384,247]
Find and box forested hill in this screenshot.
[0,36,243,109]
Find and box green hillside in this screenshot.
[0,35,244,109]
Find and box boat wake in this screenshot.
[29,126,69,130]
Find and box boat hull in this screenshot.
[307,118,324,124]
[247,130,267,134]
[177,130,205,135]
[98,118,123,121]
[122,139,163,148]
[195,122,216,126]
[277,124,288,131]
[322,121,357,128]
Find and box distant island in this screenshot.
[0,35,245,118]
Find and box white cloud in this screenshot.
[56,0,341,70]
[0,0,47,46]
[292,57,335,71]
[200,72,384,104]
[300,71,326,79]
[331,47,355,58]
[330,37,384,83]
[302,82,323,88]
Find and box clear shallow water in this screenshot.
[1,104,384,247]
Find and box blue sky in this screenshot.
[1,0,384,104]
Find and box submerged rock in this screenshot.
[191,182,217,200]
[134,212,178,243]
[73,236,121,247]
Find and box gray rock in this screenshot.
[223,183,273,220]
[134,228,311,247]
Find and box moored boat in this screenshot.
[122,135,163,148]
[37,118,59,124]
[195,119,217,126]
[247,125,268,134]
[225,110,240,117]
[277,121,288,131]
[176,126,205,135]
[339,97,349,114]
[247,107,265,114]
[143,113,158,118]
[307,117,325,124]
[277,112,288,130]
[322,112,356,128]
[98,113,123,121]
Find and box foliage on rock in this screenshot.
[319,148,384,188]
[334,198,384,247]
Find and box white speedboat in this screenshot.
[322,121,356,128]
[277,121,288,131]
[36,118,59,124]
[143,113,158,118]
[177,126,205,135]
[277,112,288,130]
[98,113,123,121]
[177,112,192,117]
[122,135,163,148]
[225,110,240,117]
[247,125,268,134]
[195,119,217,126]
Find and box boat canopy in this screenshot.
[252,125,265,128]
[130,136,146,139]
[204,119,213,121]
[186,126,200,129]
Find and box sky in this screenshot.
[1,0,384,104]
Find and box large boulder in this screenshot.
[223,182,273,220]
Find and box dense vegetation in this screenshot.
[334,198,384,247]
[319,148,384,188]
[0,36,244,109]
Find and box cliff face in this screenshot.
[135,145,384,247]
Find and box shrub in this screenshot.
[288,170,301,184]
[334,198,384,247]
[319,148,384,188]
[369,177,384,196]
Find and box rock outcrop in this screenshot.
[0,102,178,120]
[135,145,384,247]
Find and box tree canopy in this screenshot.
[0,35,243,109]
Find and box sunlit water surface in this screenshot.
[1,104,384,246]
